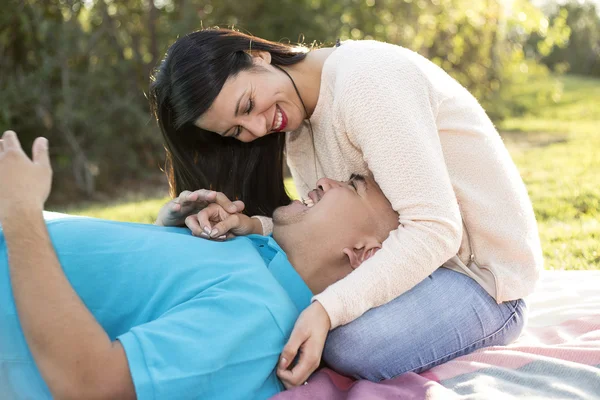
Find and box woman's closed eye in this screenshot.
[233,98,254,138]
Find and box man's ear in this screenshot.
[246,50,272,66]
[343,242,382,270]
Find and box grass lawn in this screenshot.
[54,74,600,271]
[498,74,600,270]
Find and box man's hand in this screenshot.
[277,301,331,389]
[185,203,263,240]
[0,131,52,221]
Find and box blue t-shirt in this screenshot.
[0,213,312,399]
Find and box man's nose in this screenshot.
[316,177,342,192]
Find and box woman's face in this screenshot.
[194,52,306,142]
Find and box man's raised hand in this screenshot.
[0,131,52,222]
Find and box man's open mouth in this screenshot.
[301,189,322,208]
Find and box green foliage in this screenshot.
[530,1,600,76]
[1,0,572,203]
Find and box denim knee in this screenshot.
[323,321,380,380]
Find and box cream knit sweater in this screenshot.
[261,40,543,329]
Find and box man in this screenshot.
[0,131,398,399]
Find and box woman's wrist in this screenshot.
[251,217,264,235]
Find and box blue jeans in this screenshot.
[322,267,527,381]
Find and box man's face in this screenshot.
[272,174,397,249]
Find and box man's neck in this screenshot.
[282,239,350,295]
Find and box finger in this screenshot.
[174,191,192,204]
[279,345,320,387]
[210,214,240,238]
[173,191,202,215]
[177,189,216,214]
[197,203,227,234]
[178,189,214,208]
[185,214,205,237]
[278,328,308,372]
[191,189,217,203]
[232,200,245,213]
[32,137,50,166]
[2,130,22,151]
[277,373,296,391]
[214,192,240,213]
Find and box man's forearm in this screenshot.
[2,210,122,398]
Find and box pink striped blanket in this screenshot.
[273,270,600,399]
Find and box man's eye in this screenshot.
[246,99,254,114]
[234,127,242,138]
[349,180,357,191]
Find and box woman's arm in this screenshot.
[314,52,463,329]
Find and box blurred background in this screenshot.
[1,0,598,270]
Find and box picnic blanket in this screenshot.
[273,270,600,399]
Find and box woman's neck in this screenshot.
[284,47,336,118]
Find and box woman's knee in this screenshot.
[322,310,415,381]
[323,321,383,380]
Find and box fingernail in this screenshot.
[203,227,211,235]
[210,229,218,237]
[217,235,227,241]
[279,358,287,368]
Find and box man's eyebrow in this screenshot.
[349,173,368,191]
[221,89,247,136]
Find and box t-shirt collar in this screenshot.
[248,235,312,312]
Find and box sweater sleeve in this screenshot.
[312,52,463,329]
[251,215,273,235]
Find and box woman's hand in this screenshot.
[155,189,244,227]
[185,203,263,240]
[277,301,331,389]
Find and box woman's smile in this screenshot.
[272,105,288,132]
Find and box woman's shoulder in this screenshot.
[325,40,429,88]
[328,40,417,69]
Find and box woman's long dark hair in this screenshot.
[149,28,309,217]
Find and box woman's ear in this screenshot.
[246,50,272,66]
[343,243,382,270]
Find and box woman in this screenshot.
[150,28,543,386]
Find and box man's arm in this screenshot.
[0,131,135,399]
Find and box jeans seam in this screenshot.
[384,306,519,382]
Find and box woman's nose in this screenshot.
[243,114,268,138]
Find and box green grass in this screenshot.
[53,74,600,270]
[499,74,600,270]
